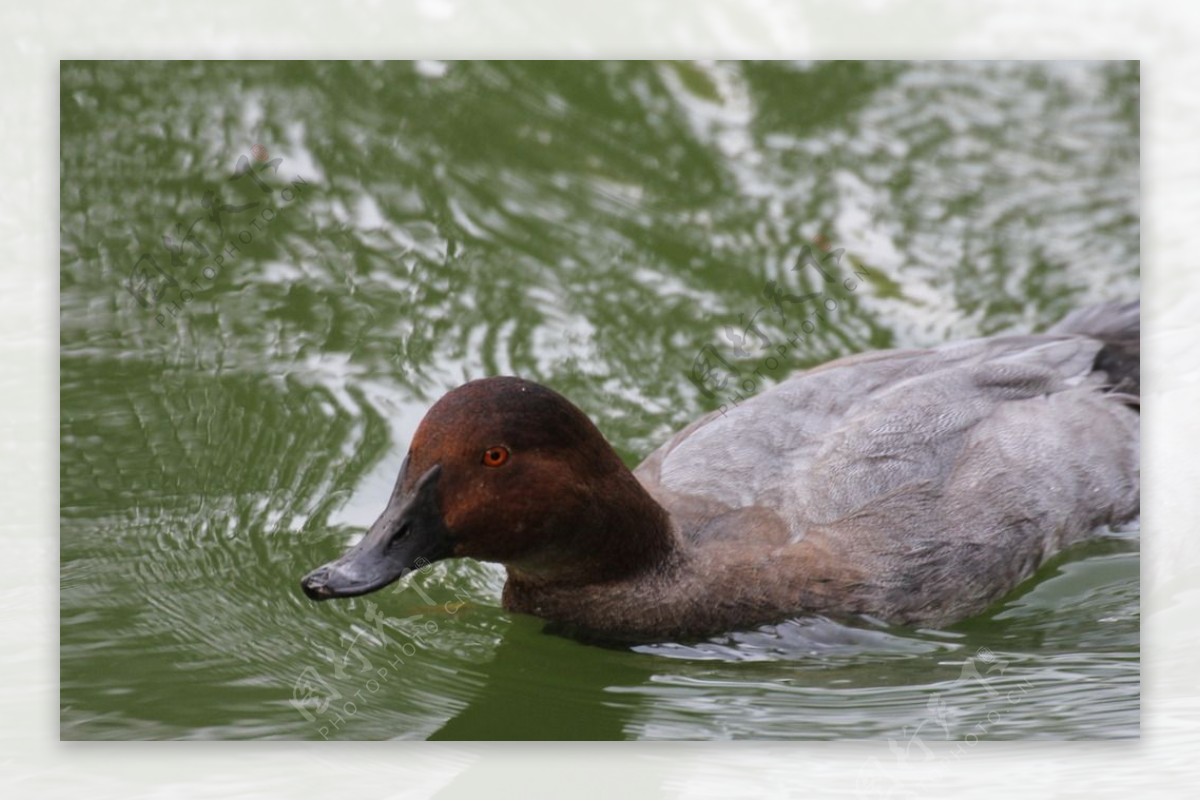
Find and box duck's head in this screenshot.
[300,376,668,601]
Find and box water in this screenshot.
[59,60,1140,741]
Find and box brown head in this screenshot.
[300,376,674,600]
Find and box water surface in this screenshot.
[60,60,1140,741]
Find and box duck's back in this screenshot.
[635,303,1139,624]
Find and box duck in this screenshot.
[300,301,1139,642]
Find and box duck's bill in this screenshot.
[300,462,450,601]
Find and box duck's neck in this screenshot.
[503,464,682,590]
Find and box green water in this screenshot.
[60,60,1140,741]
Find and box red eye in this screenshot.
[482,446,509,467]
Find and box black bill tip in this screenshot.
[300,565,336,601]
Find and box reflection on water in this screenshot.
[60,60,1138,740]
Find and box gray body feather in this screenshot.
[632,303,1139,628]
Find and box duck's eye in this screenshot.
[482,446,510,467]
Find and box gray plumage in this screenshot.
[631,301,1139,629]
